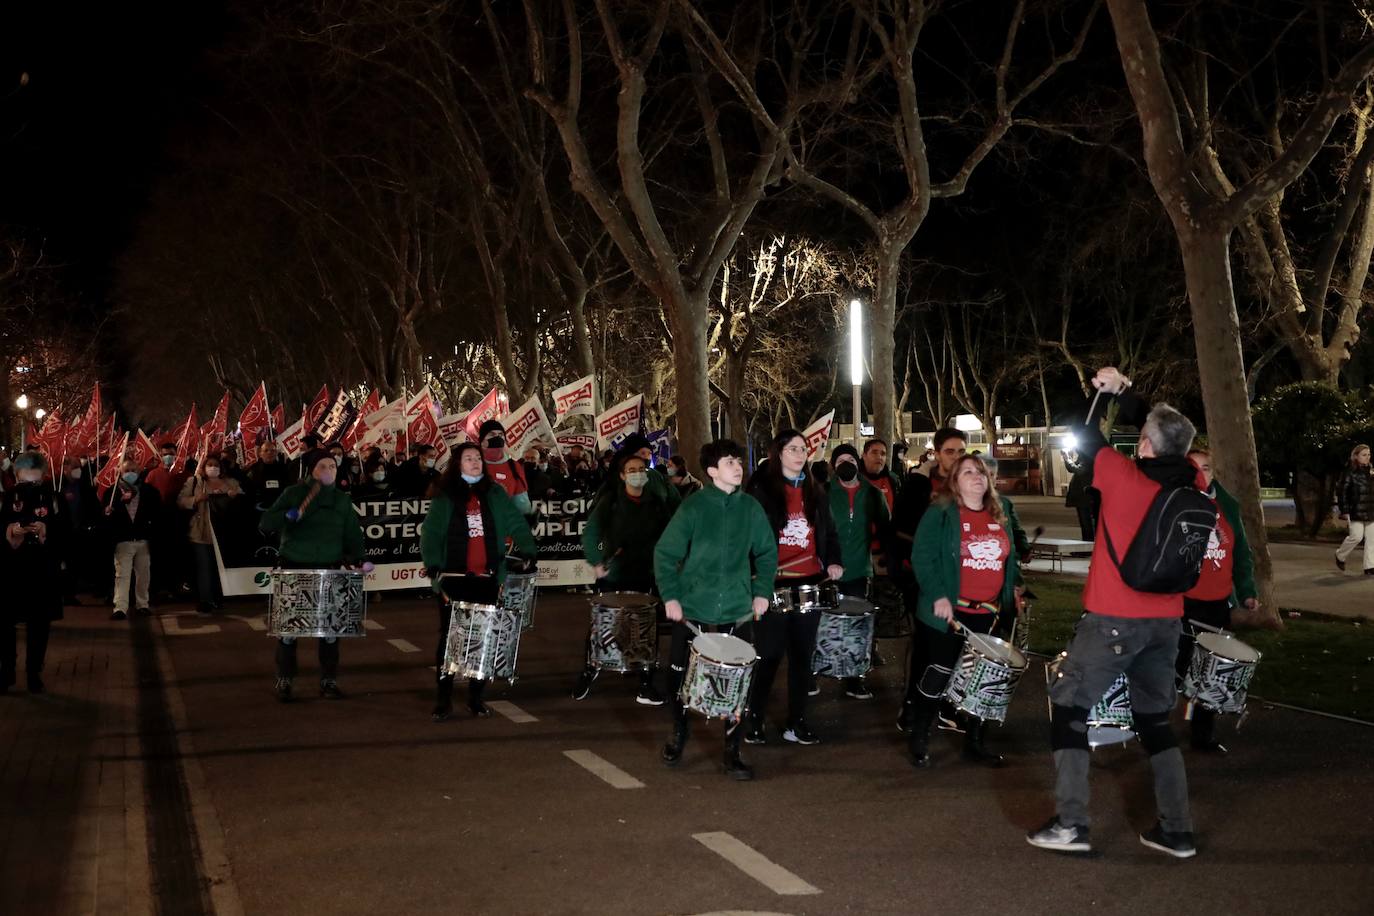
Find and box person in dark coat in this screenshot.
[1,452,68,694]
[104,460,161,621]
[59,456,100,602]
[1063,451,1098,541]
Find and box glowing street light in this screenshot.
[35,408,46,420]
[15,394,28,410]
[849,298,864,446]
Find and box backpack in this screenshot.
[1103,485,1218,594]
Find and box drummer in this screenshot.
[908,454,1023,768]
[824,444,891,700]
[743,429,843,747]
[573,451,676,705]
[654,439,777,780]
[1178,448,1258,753]
[260,450,366,702]
[421,442,537,721]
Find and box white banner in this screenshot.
[551,374,596,424]
[555,432,597,453]
[276,417,307,460]
[802,409,836,460]
[595,394,644,451]
[438,413,468,448]
[501,395,556,458]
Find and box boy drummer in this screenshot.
[654,439,777,780]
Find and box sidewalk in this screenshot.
[1012,496,1374,620]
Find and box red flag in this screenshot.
[65,385,101,456]
[173,404,201,466]
[94,432,130,500]
[238,383,270,438]
[131,430,159,470]
[305,384,330,433]
[271,403,285,438]
[463,388,503,441]
[101,414,117,455]
[343,389,380,451]
[204,391,230,452]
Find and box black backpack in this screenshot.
[1103,485,1218,594]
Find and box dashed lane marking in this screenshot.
[692,832,821,896]
[487,701,538,723]
[363,618,385,631]
[223,615,267,632]
[160,615,222,636]
[562,749,645,789]
[387,638,422,653]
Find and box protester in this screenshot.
[219,448,248,487]
[420,442,537,720]
[353,457,393,500]
[1028,366,1203,859]
[1179,448,1258,753]
[665,454,702,498]
[246,440,295,512]
[477,420,532,513]
[825,444,890,699]
[59,456,100,602]
[147,444,193,600]
[521,447,556,500]
[178,454,244,614]
[1,453,67,694]
[597,434,680,510]
[104,459,159,621]
[260,451,366,701]
[391,444,440,498]
[574,450,676,705]
[1334,443,1374,574]
[908,455,1023,768]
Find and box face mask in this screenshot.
[317,471,336,487]
[371,470,386,482]
[350,463,361,474]
[330,455,344,465]
[1,458,11,471]
[423,458,436,470]
[485,437,506,450]
[665,467,678,477]
[461,473,483,485]
[538,463,548,472]
[205,467,221,479]
[625,471,649,489]
[162,454,175,467]
[121,471,140,485]
[835,462,859,482]
[68,469,82,480]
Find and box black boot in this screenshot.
[662,704,690,766]
[962,719,1004,767]
[1190,707,1226,754]
[468,678,491,717]
[433,675,455,721]
[722,720,754,781]
[909,705,936,768]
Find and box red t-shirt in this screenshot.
[958,506,1010,606]
[1084,449,1202,618]
[776,484,822,578]
[1186,497,1234,601]
[485,459,528,499]
[868,473,896,513]
[464,494,487,575]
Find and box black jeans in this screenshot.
[667,618,753,749]
[1178,597,1232,745]
[749,578,824,726]
[274,559,343,681]
[192,543,222,607]
[1,618,51,684]
[435,574,501,706]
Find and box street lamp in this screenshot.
[15,394,28,410]
[849,298,864,446]
[35,408,46,420]
[15,395,32,450]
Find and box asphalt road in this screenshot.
[144,587,1374,916]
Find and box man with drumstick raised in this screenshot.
[1027,367,1207,859]
[261,450,366,702]
[654,440,777,780]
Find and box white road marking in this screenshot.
[160,615,222,636]
[363,618,385,631]
[387,638,422,653]
[224,614,268,632]
[562,749,645,789]
[692,832,820,896]
[487,701,537,723]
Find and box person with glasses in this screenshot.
[743,430,843,747]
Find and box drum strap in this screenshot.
[955,598,1000,614]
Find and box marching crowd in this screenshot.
[1,367,1282,859]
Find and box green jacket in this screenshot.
[260,482,365,567]
[582,484,676,586]
[653,484,778,625]
[827,477,889,581]
[420,485,536,586]
[1212,480,1258,604]
[911,497,1022,634]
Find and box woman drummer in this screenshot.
[743,429,843,747]
[908,454,1024,767]
[260,450,366,702]
[573,451,676,705]
[421,442,537,721]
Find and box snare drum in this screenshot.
[501,571,539,631]
[812,597,876,679]
[441,601,523,683]
[679,632,757,720]
[268,569,368,638]
[1045,654,1136,747]
[771,582,838,614]
[588,592,659,672]
[1183,631,1261,714]
[944,631,1028,723]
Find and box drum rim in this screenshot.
[964,631,1028,668]
[1195,631,1261,662]
[452,600,505,613]
[692,632,758,665]
[271,568,365,578]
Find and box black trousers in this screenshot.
[907,610,998,715]
[749,577,824,725]
[668,618,751,748]
[274,559,344,680]
[435,574,501,703]
[1,618,51,683]
[1178,596,1232,744]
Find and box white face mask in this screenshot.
[162,454,175,467]
[205,467,222,479]
[423,458,437,470]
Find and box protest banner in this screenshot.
[594,394,643,451]
[551,374,596,424]
[802,409,836,460]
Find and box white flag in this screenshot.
[595,394,644,451]
[500,395,556,459]
[438,413,468,448]
[276,417,307,460]
[359,399,406,451]
[551,374,596,424]
[802,410,836,461]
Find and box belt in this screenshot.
[955,598,1000,614]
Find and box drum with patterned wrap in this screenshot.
[679,632,757,720]
[442,601,523,683]
[811,597,876,679]
[268,569,368,638]
[588,592,658,672]
[502,571,539,631]
[1045,652,1136,747]
[943,631,1027,723]
[1183,631,1261,715]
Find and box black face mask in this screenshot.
[835,462,859,482]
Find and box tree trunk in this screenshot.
[568,286,595,379]
[672,291,713,477]
[1178,229,1279,626]
[723,352,748,444]
[870,244,902,443]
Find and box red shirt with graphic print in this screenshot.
[1185,496,1234,601]
[465,494,487,575]
[776,484,822,578]
[957,505,1010,606]
[485,459,528,500]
